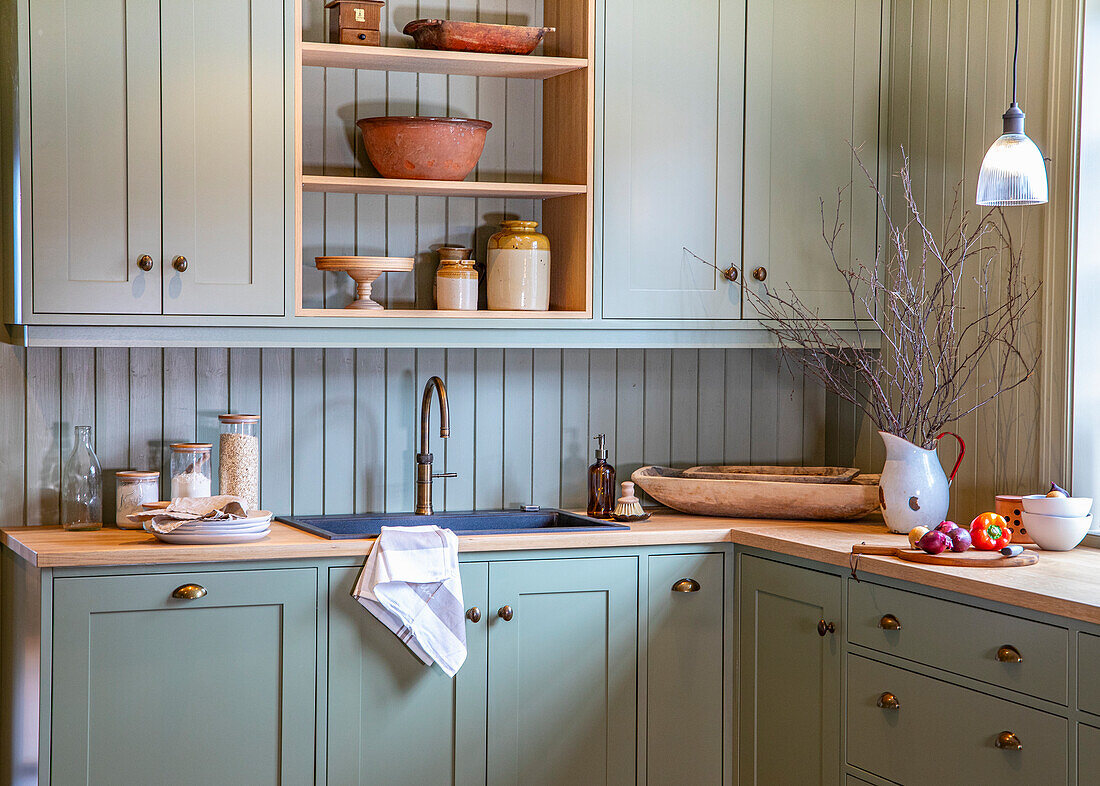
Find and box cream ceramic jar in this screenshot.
[435,246,478,310]
[486,220,550,310]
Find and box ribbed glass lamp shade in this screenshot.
[976,132,1049,206]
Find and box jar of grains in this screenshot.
[169,443,213,499]
[219,414,260,510]
[115,470,160,527]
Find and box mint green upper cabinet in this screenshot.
[739,554,842,785]
[646,553,726,783]
[326,563,489,785]
[50,569,316,784]
[601,0,745,319]
[160,0,286,315]
[487,556,638,785]
[28,0,162,314]
[743,0,883,319]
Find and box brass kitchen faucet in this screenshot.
[415,376,456,515]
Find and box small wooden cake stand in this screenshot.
[315,256,415,310]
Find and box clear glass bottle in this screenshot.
[169,443,213,498]
[587,434,616,519]
[219,414,260,510]
[115,470,160,528]
[62,425,103,531]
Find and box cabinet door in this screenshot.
[601,0,745,319]
[487,556,638,785]
[743,0,883,319]
[738,554,842,785]
[646,553,726,783]
[51,569,316,783]
[1081,724,1100,783]
[28,0,162,314]
[159,0,286,315]
[327,563,489,785]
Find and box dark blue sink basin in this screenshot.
[277,508,629,539]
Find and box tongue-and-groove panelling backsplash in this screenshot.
[0,346,870,526]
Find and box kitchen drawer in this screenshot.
[1080,724,1100,782]
[848,579,1069,703]
[1078,633,1100,715]
[847,654,1068,784]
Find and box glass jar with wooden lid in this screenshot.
[219,414,260,510]
[115,470,160,528]
[169,443,212,499]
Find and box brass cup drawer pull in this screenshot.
[817,619,835,636]
[137,254,153,272]
[996,645,1023,663]
[995,731,1022,750]
[671,578,700,592]
[879,613,902,630]
[497,605,513,622]
[876,691,900,710]
[465,607,481,623]
[171,583,207,600]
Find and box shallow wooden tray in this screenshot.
[631,466,880,521]
[682,465,861,484]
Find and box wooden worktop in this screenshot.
[5,514,1100,624]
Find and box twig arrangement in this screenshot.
[746,150,1040,450]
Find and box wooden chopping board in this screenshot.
[852,543,1038,567]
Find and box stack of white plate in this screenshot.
[153,511,273,544]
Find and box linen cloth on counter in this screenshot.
[352,525,467,677]
[126,495,249,533]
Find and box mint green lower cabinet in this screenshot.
[1079,724,1100,782]
[487,556,638,785]
[50,568,317,784]
[326,562,489,785]
[847,653,1068,783]
[739,554,842,785]
[1079,632,1100,716]
[646,552,725,783]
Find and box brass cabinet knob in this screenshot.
[995,731,1022,750]
[671,578,700,592]
[137,254,154,272]
[996,644,1023,663]
[172,255,188,272]
[497,605,513,622]
[722,265,739,282]
[465,607,481,623]
[752,266,767,281]
[879,614,902,631]
[876,692,900,710]
[171,583,207,600]
[817,619,835,636]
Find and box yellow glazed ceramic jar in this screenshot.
[435,246,478,310]
[486,220,550,310]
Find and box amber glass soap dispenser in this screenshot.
[588,434,617,518]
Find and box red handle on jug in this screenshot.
[935,432,966,485]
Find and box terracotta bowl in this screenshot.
[403,19,554,56]
[356,116,492,181]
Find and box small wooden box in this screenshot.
[325,0,384,46]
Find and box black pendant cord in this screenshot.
[1012,0,1020,107]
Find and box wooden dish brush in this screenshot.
[612,481,651,522]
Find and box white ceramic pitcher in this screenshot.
[878,431,966,534]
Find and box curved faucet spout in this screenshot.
[416,376,455,515]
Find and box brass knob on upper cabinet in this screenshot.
[171,583,207,600]
[996,645,1023,663]
[497,605,513,622]
[817,619,835,636]
[876,692,900,710]
[752,267,767,281]
[879,614,902,631]
[995,731,1022,750]
[722,265,739,282]
[671,578,700,592]
[137,254,153,272]
[172,255,188,272]
[465,607,481,623]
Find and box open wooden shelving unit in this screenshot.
[293,0,595,319]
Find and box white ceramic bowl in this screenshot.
[1019,511,1092,551]
[1021,495,1093,517]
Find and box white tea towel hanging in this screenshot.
[352,525,467,677]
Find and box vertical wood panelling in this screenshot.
[3,347,874,523]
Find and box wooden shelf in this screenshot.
[301,175,587,199]
[296,308,591,319]
[300,42,587,79]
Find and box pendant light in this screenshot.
[976,0,1048,206]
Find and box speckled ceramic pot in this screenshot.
[486,220,550,311]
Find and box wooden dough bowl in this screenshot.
[632,465,881,521]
